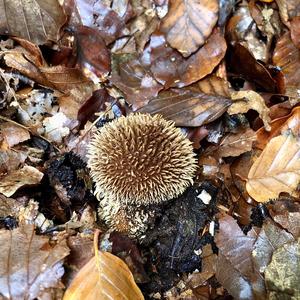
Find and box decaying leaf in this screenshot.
[148,30,227,88]
[217,128,256,158]
[72,25,111,78]
[268,200,300,238]
[0,165,43,197]
[0,122,30,149]
[247,134,300,202]
[69,0,127,45]
[111,54,163,110]
[252,220,294,274]
[256,106,300,150]
[137,89,231,127]
[63,252,144,300]
[197,74,231,97]
[215,214,265,299]
[0,0,66,45]
[229,44,277,92]
[215,214,257,280]
[229,90,271,131]
[0,224,69,299]
[265,238,300,299]
[273,32,300,97]
[160,0,219,57]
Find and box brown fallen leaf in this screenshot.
[0,224,69,299]
[197,74,231,97]
[273,32,300,97]
[0,165,43,197]
[215,214,257,280]
[256,106,300,150]
[229,44,277,92]
[137,89,231,127]
[290,16,300,48]
[275,0,300,27]
[0,0,66,45]
[229,90,271,131]
[216,128,257,158]
[265,238,300,299]
[268,199,300,238]
[111,54,163,110]
[68,0,127,45]
[252,219,294,274]
[3,49,93,93]
[72,25,111,78]
[0,122,30,149]
[215,214,265,299]
[160,0,219,57]
[147,30,227,88]
[247,134,300,202]
[64,249,144,299]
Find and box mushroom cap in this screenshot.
[87,113,197,205]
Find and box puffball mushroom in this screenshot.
[87,113,197,205]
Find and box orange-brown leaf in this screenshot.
[247,134,300,202]
[160,0,219,57]
[63,252,144,300]
[273,32,300,96]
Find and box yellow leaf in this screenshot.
[63,252,144,300]
[247,134,300,202]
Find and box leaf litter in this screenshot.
[0,0,300,299]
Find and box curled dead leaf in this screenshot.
[247,134,300,202]
[160,0,219,57]
[0,165,43,197]
[229,90,271,131]
[63,252,144,300]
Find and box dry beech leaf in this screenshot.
[217,128,256,158]
[229,44,277,93]
[63,252,144,300]
[0,224,69,299]
[229,90,271,131]
[160,0,219,57]
[197,74,231,97]
[0,122,30,149]
[215,214,257,280]
[215,214,265,299]
[247,134,300,202]
[147,30,227,88]
[290,16,300,48]
[273,32,300,97]
[137,89,231,127]
[72,25,111,78]
[111,54,163,110]
[256,106,300,150]
[268,200,300,238]
[0,165,43,197]
[68,0,127,45]
[0,0,66,45]
[252,219,294,274]
[3,50,92,93]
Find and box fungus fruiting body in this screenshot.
[87,113,197,205]
[87,113,197,237]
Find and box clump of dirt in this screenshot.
[140,181,219,294]
[39,152,97,222]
